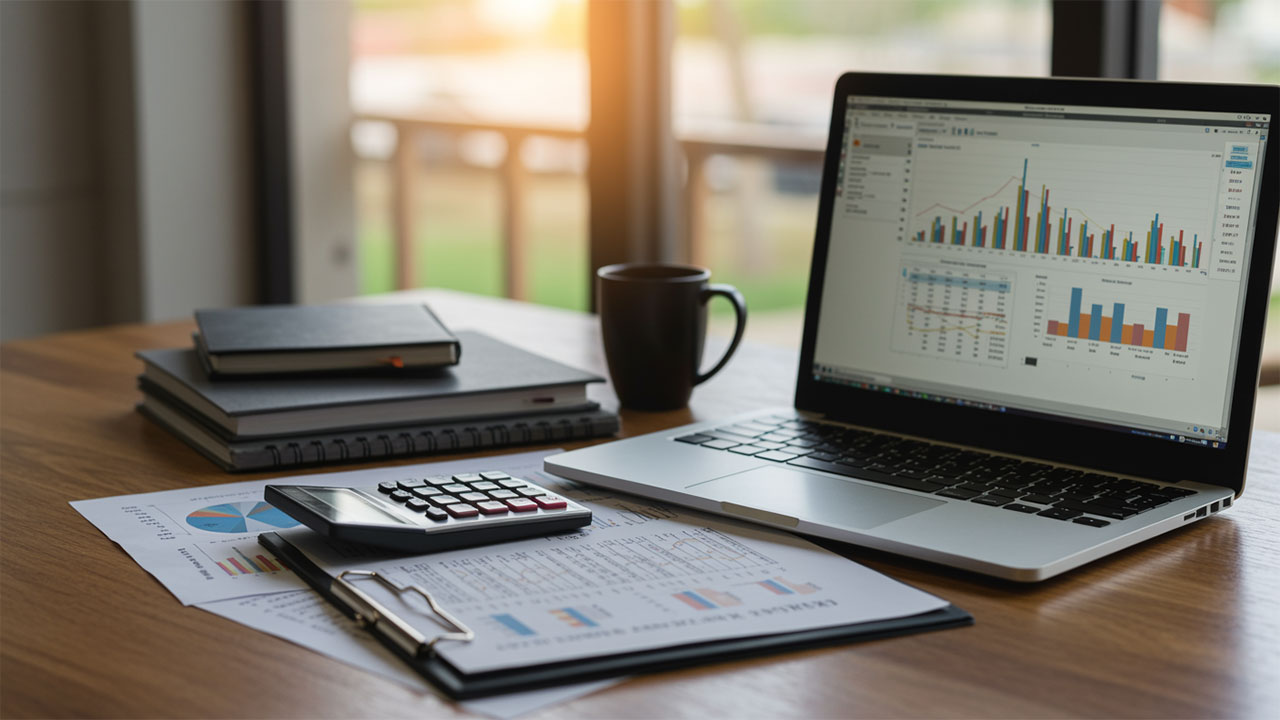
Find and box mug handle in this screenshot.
[695,284,747,386]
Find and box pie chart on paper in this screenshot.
[186,501,300,534]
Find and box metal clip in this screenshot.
[332,570,475,659]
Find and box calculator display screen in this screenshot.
[301,488,412,525]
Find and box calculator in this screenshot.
[264,471,592,553]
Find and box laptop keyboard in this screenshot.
[675,413,1198,528]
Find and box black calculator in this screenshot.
[264,471,592,553]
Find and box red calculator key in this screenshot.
[504,498,538,512]
[476,500,509,515]
[534,495,567,510]
[446,503,480,518]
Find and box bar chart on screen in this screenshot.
[905,140,1219,276]
[1030,273,1201,378]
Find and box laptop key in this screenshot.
[987,487,1022,499]
[1038,508,1081,521]
[701,439,740,450]
[936,488,982,500]
[971,495,1011,507]
[806,451,840,462]
[729,445,770,456]
[1073,516,1111,528]
[676,433,714,444]
[1003,503,1041,513]
[786,457,945,493]
[1054,501,1137,520]
[757,450,799,462]
[1020,493,1057,505]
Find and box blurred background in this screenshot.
[2,0,1278,403]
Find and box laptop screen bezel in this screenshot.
[795,72,1279,494]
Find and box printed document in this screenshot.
[274,463,950,675]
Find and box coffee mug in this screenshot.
[597,263,747,411]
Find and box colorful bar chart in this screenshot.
[912,158,1204,268]
[673,590,720,610]
[550,607,599,628]
[214,546,282,576]
[1046,287,1190,351]
[492,613,537,636]
[756,577,820,595]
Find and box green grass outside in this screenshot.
[356,162,819,315]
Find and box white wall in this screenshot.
[288,0,358,304]
[1,1,103,339]
[132,0,255,322]
[1,0,258,340]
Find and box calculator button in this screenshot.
[388,490,412,502]
[469,481,500,491]
[516,487,546,498]
[498,479,526,489]
[377,481,398,493]
[424,506,449,522]
[476,501,509,515]
[426,476,454,487]
[396,478,427,490]
[533,495,567,510]
[430,495,461,506]
[452,473,483,483]
[460,492,489,503]
[405,498,431,512]
[411,487,442,499]
[479,471,510,481]
[442,484,470,494]
[505,498,538,512]
[489,489,518,500]
[446,503,480,518]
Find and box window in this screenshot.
[673,0,1050,344]
[351,0,590,309]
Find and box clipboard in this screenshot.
[259,531,973,699]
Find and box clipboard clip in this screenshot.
[332,570,475,659]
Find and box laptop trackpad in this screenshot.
[690,466,944,530]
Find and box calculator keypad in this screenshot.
[381,471,571,523]
[269,471,590,554]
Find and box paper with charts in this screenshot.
[70,452,552,605]
[276,467,951,675]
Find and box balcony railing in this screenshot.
[356,112,825,299]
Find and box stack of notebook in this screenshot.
[136,304,618,472]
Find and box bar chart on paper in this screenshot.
[906,143,1217,274]
[892,264,1012,367]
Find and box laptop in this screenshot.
[548,73,1279,581]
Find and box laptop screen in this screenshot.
[811,94,1270,450]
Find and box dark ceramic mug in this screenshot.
[597,263,747,411]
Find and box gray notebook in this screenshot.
[137,331,605,438]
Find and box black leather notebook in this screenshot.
[195,303,460,374]
[259,532,972,699]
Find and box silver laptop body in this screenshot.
[548,74,1278,581]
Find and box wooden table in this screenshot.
[3,289,1278,718]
